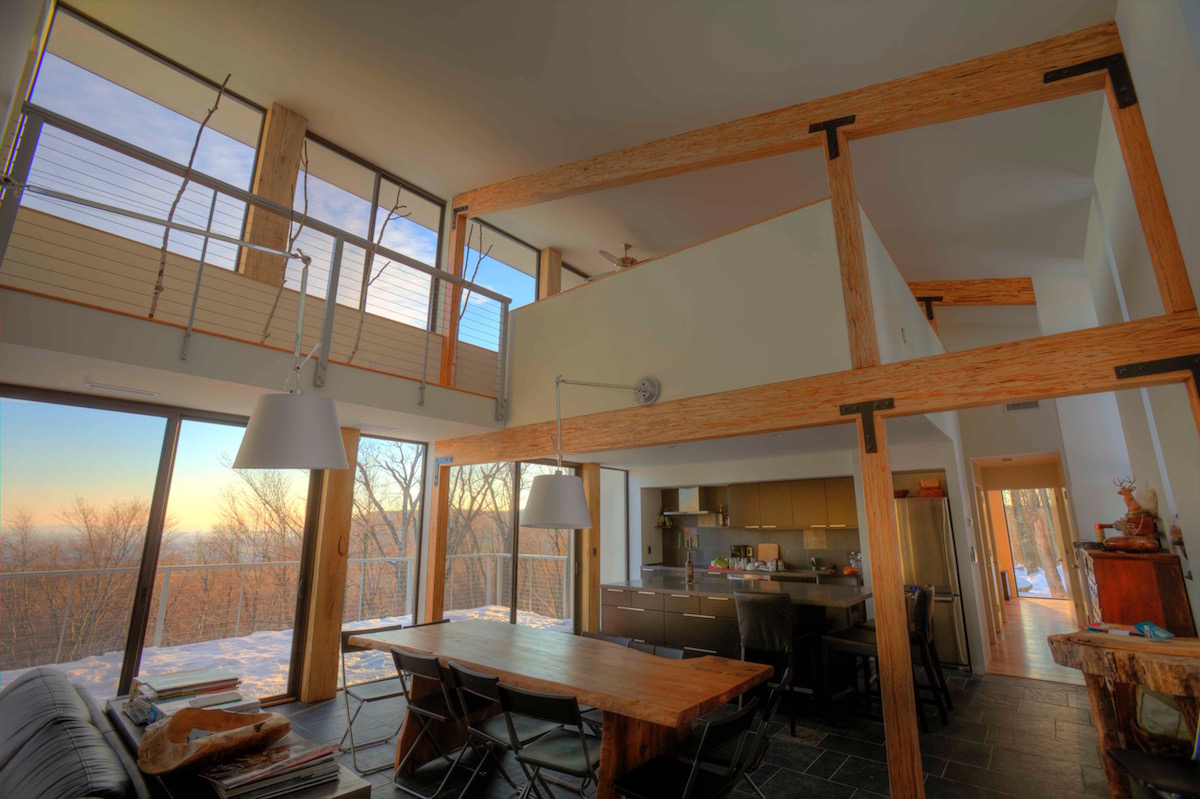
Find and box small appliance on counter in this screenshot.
[730,545,754,570]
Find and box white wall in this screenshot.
[1032,274,1133,539]
[0,0,49,159]
[505,201,852,426]
[862,208,944,364]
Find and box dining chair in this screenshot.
[694,669,792,799]
[611,697,761,799]
[497,683,602,798]
[861,587,954,711]
[391,647,487,799]
[581,631,632,647]
[627,640,656,654]
[339,618,451,774]
[446,661,560,799]
[733,591,797,735]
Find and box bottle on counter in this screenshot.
[686,550,695,583]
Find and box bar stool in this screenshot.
[733,591,796,736]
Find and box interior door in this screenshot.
[974,486,1003,637]
[1054,487,1088,626]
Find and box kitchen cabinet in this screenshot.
[758,481,793,528]
[790,479,828,528]
[824,477,858,528]
[727,483,760,528]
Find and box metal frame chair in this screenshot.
[498,683,602,799]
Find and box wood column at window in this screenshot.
[299,427,360,702]
[539,247,562,299]
[579,463,602,633]
[239,103,307,287]
[824,128,924,799]
[422,462,452,622]
[439,212,468,387]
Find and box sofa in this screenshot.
[0,667,151,799]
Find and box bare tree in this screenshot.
[348,185,412,364]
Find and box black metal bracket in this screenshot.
[1044,53,1137,108]
[914,296,943,321]
[433,455,454,485]
[1114,354,1200,387]
[809,115,856,159]
[451,205,468,228]
[839,398,895,454]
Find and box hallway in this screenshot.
[988,597,1084,686]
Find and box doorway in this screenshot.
[999,487,1070,601]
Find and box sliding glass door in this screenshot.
[515,463,573,631]
[0,397,168,699]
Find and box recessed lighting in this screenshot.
[84,381,159,398]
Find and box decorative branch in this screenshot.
[449,223,491,382]
[260,140,309,343]
[348,183,410,363]
[149,74,230,318]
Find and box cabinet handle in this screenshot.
[762,524,777,529]
[637,591,656,595]
[606,588,624,593]
[618,606,645,612]
[829,524,847,528]
[684,646,718,655]
[669,594,691,598]
[746,525,759,529]
[683,613,717,620]
[706,596,730,601]
[811,524,827,528]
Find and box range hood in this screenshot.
[663,487,710,515]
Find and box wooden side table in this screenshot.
[1049,633,1200,799]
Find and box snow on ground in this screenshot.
[0,606,572,701]
[1014,563,1066,599]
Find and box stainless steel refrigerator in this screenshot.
[894,497,970,669]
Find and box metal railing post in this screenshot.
[418,276,438,406]
[314,236,343,387]
[54,573,76,663]
[358,559,366,621]
[495,299,509,420]
[447,556,455,610]
[406,558,415,616]
[0,114,43,263]
[234,569,245,637]
[181,188,219,360]
[562,557,569,619]
[152,570,171,648]
[485,556,494,608]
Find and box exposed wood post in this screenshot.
[239,103,307,287]
[825,129,924,798]
[1104,75,1196,314]
[439,211,468,386]
[422,462,452,622]
[539,247,563,299]
[299,427,360,702]
[824,129,880,369]
[579,463,602,633]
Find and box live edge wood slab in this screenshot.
[348,619,771,799]
[1049,632,1200,799]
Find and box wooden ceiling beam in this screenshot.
[433,312,1199,466]
[908,278,1037,306]
[451,23,1120,216]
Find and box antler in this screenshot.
[1113,477,1135,491]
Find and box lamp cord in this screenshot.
[284,249,321,393]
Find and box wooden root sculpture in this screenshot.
[137,708,290,775]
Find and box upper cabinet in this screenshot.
[758,482,793,528]
[824,477,858,528]
[727,483,760,528]
[790,480,828,528]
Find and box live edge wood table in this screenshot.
[1048,632,1200,799]
[348,619,772,799]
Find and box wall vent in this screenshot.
[1005,400,1040,411]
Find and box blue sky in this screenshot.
[24,53,532,350]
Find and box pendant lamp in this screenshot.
[235,252,349,470]
[520,375,659,528]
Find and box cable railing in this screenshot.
[0,556,417,674]
[444,552,571,623]
[0,103,511,415]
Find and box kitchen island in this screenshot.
[600,575,871,659]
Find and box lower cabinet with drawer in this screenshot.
[600,604,664,643]
[663,611,740,658]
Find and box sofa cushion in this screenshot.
[0,716,134,799]
[0,668,92,768]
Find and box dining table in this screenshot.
[348,619,773,798]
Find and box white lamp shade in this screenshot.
[234,392,349,470]
[521,473,593,529]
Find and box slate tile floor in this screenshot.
[273,670,1108,798]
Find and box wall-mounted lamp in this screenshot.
[520,375,660,528]
[235,252,349,470]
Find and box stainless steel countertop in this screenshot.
[605,576,872,609]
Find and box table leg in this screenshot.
[1083,674,1130,799]
[597,711,683,799]
[393,677,467,777]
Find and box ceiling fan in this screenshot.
[599,242,639,270]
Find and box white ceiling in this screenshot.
[69,0,1116,284]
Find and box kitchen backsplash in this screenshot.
[660,525,861,570]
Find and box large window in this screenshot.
[442,461,577,631]
[454,223,536,353]
[22,10,262,272]
[138,420,312,698]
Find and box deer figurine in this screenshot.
[1114,477,1146,515]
